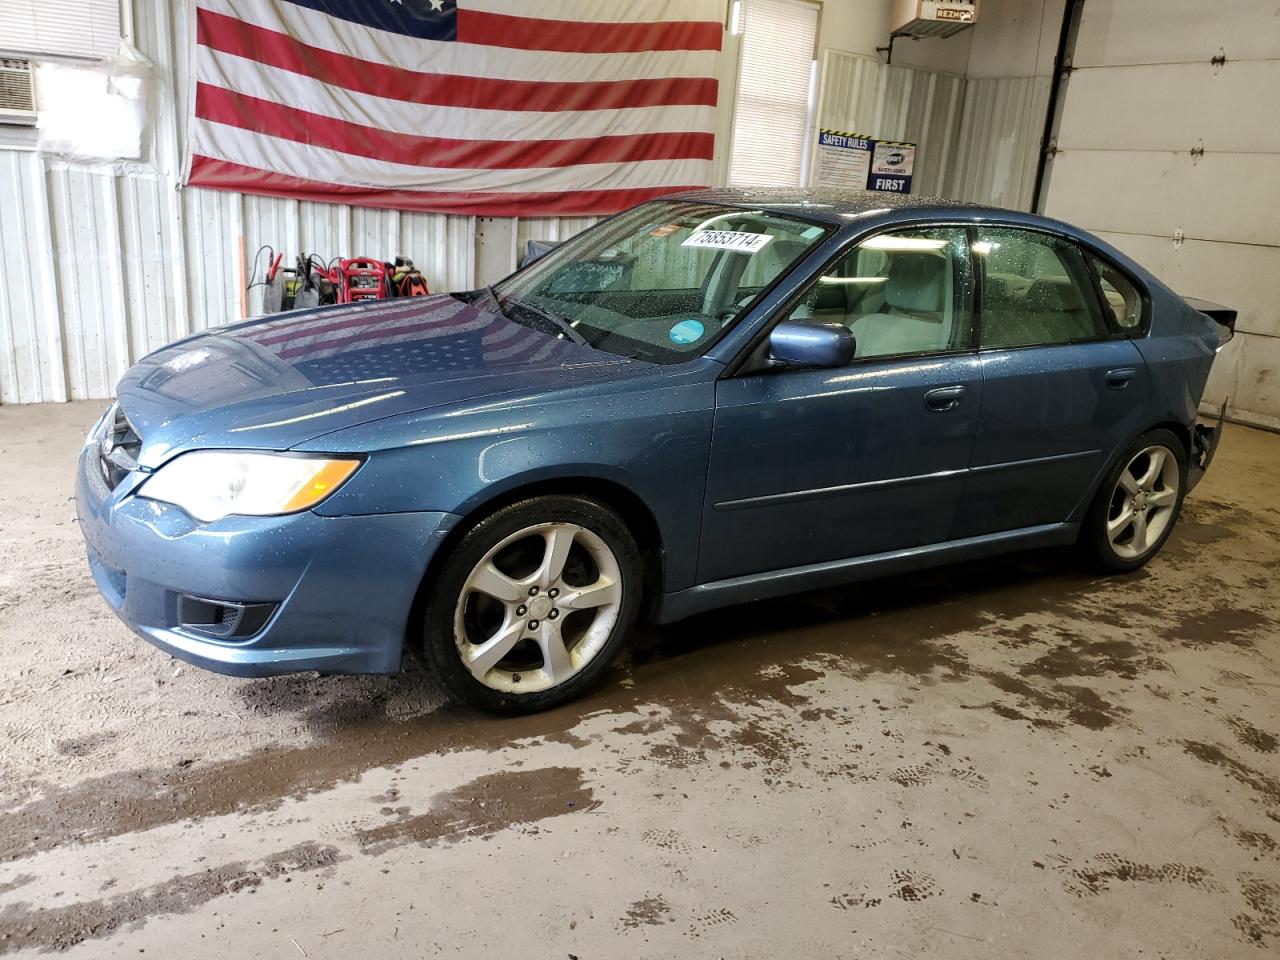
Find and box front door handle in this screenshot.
[1106,367,1136,389]
[924,385,966,412]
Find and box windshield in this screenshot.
[490,201,833,363]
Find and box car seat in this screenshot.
[847,251,952,357]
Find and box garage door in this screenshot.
[1042,0,1280,429]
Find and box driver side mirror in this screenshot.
[767,319,854,369]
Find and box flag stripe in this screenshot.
[456,9,722,54]
[197,8,719,111]
[463,0,727,23]
[198,47,715,142]
[189,155,699,216]
[192,119,713,191]
[263,313,476,355]
[243,301,468,345]
[252,302,482,346]
[277,318,475,360]
[200,0,721,82]
[196,84,714,170]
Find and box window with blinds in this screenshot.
[728,0,819,188]
[0,0,121,61]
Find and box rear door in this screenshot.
[953,226,1148,539]
[698,226,982,583]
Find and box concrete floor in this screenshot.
[0,402,1278,958]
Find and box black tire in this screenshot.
[421,495,643,714]
[1081,428,1188,574]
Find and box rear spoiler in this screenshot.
[1183,297,1236,347]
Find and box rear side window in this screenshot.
[1087,253,1143,330]
[974,228,1110,349]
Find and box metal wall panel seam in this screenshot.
[154,0,193,341]
[102,176,134,387]
[31,156,67,402]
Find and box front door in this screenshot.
[698,226,982,584]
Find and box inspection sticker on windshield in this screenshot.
[682,230,774,253]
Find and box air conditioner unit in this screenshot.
[891,0,979,39]
[0,59,37,125]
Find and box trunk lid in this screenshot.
[1183,296,1236,348]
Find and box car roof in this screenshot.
[671,187,1053,230]
[668,188,1170,298]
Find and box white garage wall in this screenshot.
[940,74,1048,211]
[936,0,1060,211]
[1042,0,1280,429]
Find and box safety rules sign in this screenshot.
[813,129,916,194]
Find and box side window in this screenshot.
[1087,253,1143,331]
[787,227,973,361]
[974,228,1110,349]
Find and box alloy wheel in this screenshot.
[1106,444,1180,560]
[453,521,623,693]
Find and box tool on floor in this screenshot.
[336,257,390,303]
[251,250,433,312]
[390,256,430,297]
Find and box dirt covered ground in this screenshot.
[1,402,1278,957]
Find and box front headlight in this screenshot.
[137,451,361,523]
[84,402,117,448]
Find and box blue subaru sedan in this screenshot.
[77,190,1233,713]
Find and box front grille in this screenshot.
[97,404,142,489]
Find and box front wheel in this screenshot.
[421,495,643,714]
[1082,429,1187,573]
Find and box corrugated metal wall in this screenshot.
[814,50,966,198]
[942,76,1050,211]
[0,0,596,404]
[813,50,1046,211]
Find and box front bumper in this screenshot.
[75,446,459,677]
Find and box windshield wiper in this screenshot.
[478,284,505,315]
[504,296,588,345]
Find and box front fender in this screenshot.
[302,375,718,591]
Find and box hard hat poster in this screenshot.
[813,129,916,194]
[869,140,916,194]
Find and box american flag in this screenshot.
[186,0,723,216]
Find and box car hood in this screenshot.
[115,295,646,467]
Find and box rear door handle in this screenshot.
[924,385,966,412]
[1106,367,1136,389]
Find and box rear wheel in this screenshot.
[422,495,642,713]
[1082,429,1186,573]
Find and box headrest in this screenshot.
[812,281,847,312]
[1025,277,1085,312]
[983,275,1010,303]
[885,252,948,314]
